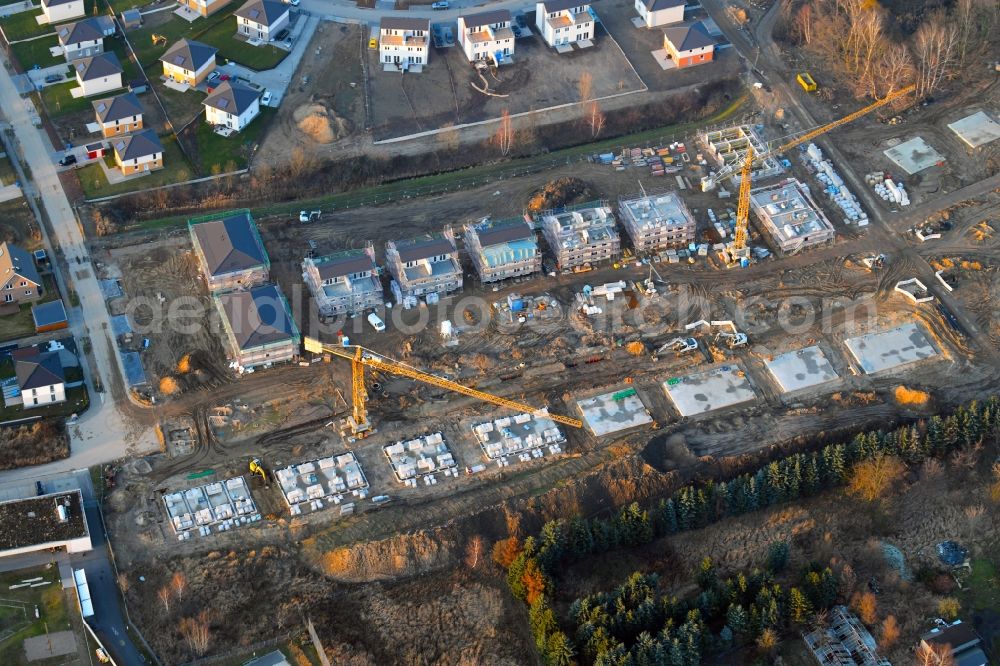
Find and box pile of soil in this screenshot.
[293,103,352,144]
[526,177,595,213]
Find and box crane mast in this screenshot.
[716,84,916,263]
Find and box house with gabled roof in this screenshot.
[635,0,684,28]
[385,230,462,301]
[0,242,43,308]
[234,0,289,42]
[74,52,123,97]
[189,210,270,293]
[159,39,217,87]
[535,0,594,50]
[112,129,163,176]
[379,17,429,71]
[303,245,383,317]
[662,22,715,68]
[457,10,515,65]
[177,0,228,18]
[92,92,143,138]
[57,16,115,61]
[203,80,261,132]
[214,283,299,370]
[12,348,65,409]
[464,217,540,283]
[41,0,84,25]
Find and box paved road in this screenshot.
[0,55,157,487]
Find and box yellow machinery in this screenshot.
[796,73,818,92]
[303,337,584,435]
[151,34,167,46]
[711,84,917,263]
[249,458,267,484]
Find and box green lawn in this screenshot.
[193,106,274,172]
[0,384,89,422]
[0,275,59,343]
[0,565,73,666]
[962,558,1000,612]
[39,80,108,118]
[0,8,49,41]
[147,68,206,128]
[78,135,192,198]
[197,17,288,70]
[0,153,18,186]
[10,34,61,70]
[128,2,235,66]
[103,0,147,13]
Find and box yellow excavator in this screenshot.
[303,337,584,436]
[249,458,268,487]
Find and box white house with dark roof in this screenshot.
[214,284,299,370]
[234,0,289,42]
[662,22,715,68]
[159,39,217,86]
[385,231,462,299]
[74,52,123,97]
[203,80,261,132]
[303,245,383,317]
[92,92,143,138]
[535,0,594,49]
[57,16,115,61]
[112,129,163,176]
[635,0,685,28]
[189,210,270,292]
[12,348,65,409]
[177,0,228,18]
[457,10,515,65]
[41,0,84,24]
[464,218,541,282]
[0,242,43,307]
[379,17,429,70]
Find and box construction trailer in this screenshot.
[539,202,620,270]
[464,217,541,283]
[618,190,697,252]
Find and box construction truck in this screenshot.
[654,337,699,358]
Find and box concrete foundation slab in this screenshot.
[844,322,938,374]
[577,389,652,436]
[24,630,77,660]
[948,111,1000,149]
[883,137,944,175]
[765,345,838,393]
[663,365,756,416]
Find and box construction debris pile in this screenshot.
[494,293,561,325]
[802,143,869,226]
[866,171,911,207]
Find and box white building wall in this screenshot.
[22,383,66,408]
[205,97,260,131]
[634,0,684,28]
[43,0,85,24]
[79,72,122,97]
[238,11,289,41]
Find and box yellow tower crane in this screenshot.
[706,84,917,264]
[303,337,584,435]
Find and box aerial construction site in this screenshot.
[18,0,996,662]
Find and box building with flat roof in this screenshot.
[701,124,783,184]
[275,454,369,516]
[618,191,697,252]
[750,179,835,253]
[540,203,620,270]
[465,218,541,283]
[0,490,91,558]
[303,245,383,317]
[386,230,462,300]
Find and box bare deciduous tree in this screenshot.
[848,455,905,503]
[880,615,900,649]
[157,586,171,613]
[491,110,515,157]
[171,571,187,601]
[586,101,606,138]
[913,15,959,98]
[179,610,212,656]
[578,71,593,104]
[464,535,485,570]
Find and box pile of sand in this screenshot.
[293,103,351,144]
[894,385,930,406]
[159,376,180,395]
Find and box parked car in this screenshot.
[261,90,273,106]
[43,73,62,84]
[431,1,449,8]
[58,153,77,167]
[208,71,221,82]
[299,210,320,223]
[282,38,292,49]
[274,28,289,41]
[367,313,386,332]
[285,0,299,5]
